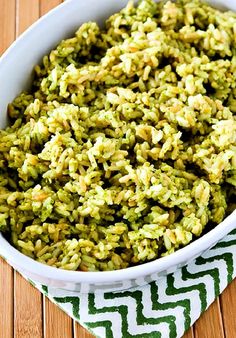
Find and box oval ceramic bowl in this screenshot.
[0,0,235,293]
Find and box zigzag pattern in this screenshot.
[33,229,236,338]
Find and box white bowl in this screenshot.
[0,0,235,293]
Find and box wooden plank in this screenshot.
[40,0,62,15]
[14,272,43,338]
[44,297,73,338]
[183,327,195,338]
[0,258,14,338]
[16,0,40,36]
[74,321,94,338]
[0,0,15,55]
[194,298,225,338]
[220,279,236,338]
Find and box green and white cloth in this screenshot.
[30,228,236,338]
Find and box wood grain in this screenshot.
[40,0,62,15]
[194,298,225,338]
[220,280,236,338]
[0,0,15,55]
[16,0,40,36]
[183,327,194,338]
[14,273,43,338]
[0,1,235,338]
[44,297,73,338]
[0,258,14,338]
[74,321,94,338]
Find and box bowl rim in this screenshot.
[1,211,235,283]
[0,0,235,284]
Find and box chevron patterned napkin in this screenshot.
[28,228,236,338]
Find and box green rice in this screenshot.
[0,0,235,271]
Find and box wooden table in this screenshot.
[0,1,235,337]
